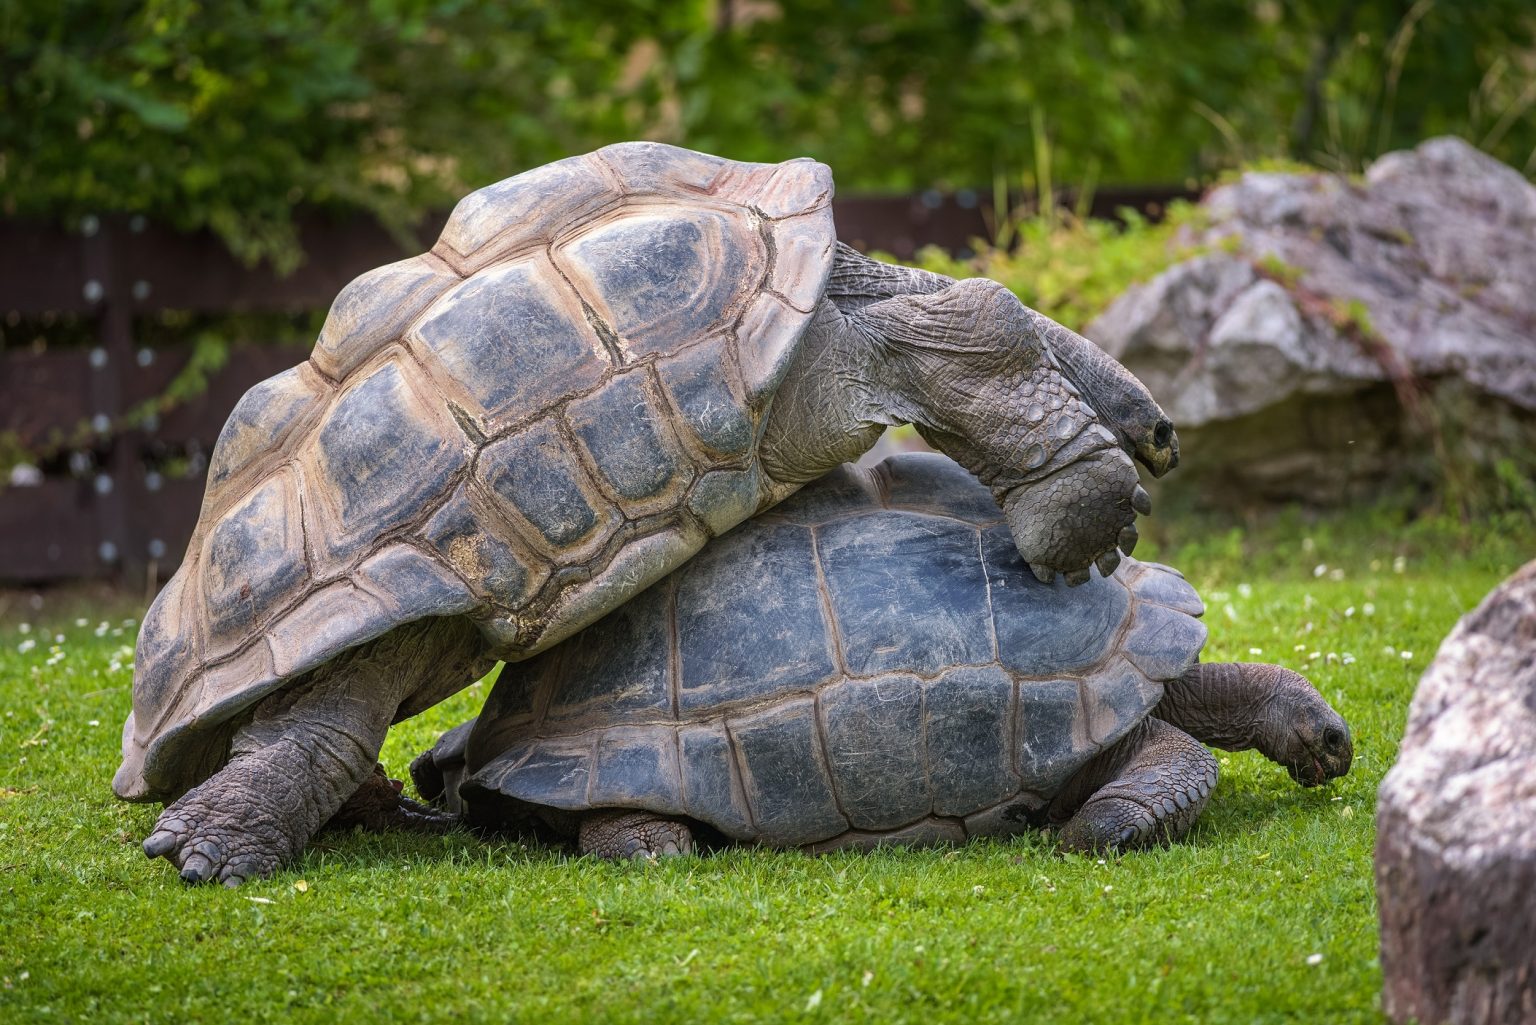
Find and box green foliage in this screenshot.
[3,1,1533,270]
[901,202,1204,332]
[4,507,1531,1022]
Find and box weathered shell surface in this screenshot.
[117,142,836,801]
[455,453,1207,848]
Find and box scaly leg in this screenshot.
[578,810,695,859]
[1051,718,1218,854]
[143,617,486,886]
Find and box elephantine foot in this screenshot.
[578,810,695,859]
[1004,448,1147,586]
[143,780,302,887]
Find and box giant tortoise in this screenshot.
[415,454,1352,856]
[116,143,1177,885]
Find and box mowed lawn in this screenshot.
[1,509,1529,1025]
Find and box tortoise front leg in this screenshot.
[578,810,695,859]
[143,618,485,886]
[1049,718,1218,854]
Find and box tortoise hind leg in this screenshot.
[578,810,695,859]
[1050,718,1218,854]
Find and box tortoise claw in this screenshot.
[1064,567,1092,587]
[1131,484,1152,516]
[1118,524,1139,556]
[1029,563,1055,585]
[1095,550,1121,578]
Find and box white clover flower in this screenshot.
[1248,647,1263,655]
[1306,953,1324,966]
[18,623,30,634]
[1393,556,1407,573]
[1237,583,1252,598]
[1363,603,1376,616]
[1400,650,1414,660]
[1313,564,1327,578]
[1342,653,1356,665]
[17,639,36,654]
[1344,606,1355,617]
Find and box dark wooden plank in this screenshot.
[0,350,95,446]
[0,479,103,580]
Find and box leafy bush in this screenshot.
[3,0,1533,269]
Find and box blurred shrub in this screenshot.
[3,0,1533,269]
[902,203,1208,333]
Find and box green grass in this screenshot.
[2,508,1530,1024]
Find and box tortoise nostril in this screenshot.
[1323,727,1344,750]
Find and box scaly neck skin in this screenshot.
[1154,662,1353,786]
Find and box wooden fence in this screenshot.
[0,186,1192,585]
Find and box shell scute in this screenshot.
[540,595,672,727]
[675,522,834,712]
[678,722,754,838]
[410,259,605,422]
[877,452,1004,526]
[200,467,307,651]
[564,367,690,514]
[768,211,836,313]
[1122,603,1208,681]
[475,419,618,556]
[1014,678,1090,794]
[755,158,834,220]
[472,735,594,811]
[820,674,929,831]
[762,462,882,525]
[558,207,758,359]
[655,338,754,463]
[594,141,730,195]
[687,466,762,537]
[925,665,1019,816]
[1082,661,1165,747]
[984,524,1129,676]
[729,697,846,846]
[420,486,545,607]
[435,154,614,269]
[205,366,324,494]
[588,726,685,813]
[309,360,460,562]
[354,543,480,622]
[816,511,993,676]
[313,256,459,381]
[265,583,392,680]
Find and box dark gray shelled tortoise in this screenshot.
[414,454,1353,857]
[116,142,1178,886]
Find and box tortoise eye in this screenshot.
[1153,420,1172,447]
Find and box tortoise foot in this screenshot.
[578,810,694,859]
[143,783,296,887]
[324,764,458,834]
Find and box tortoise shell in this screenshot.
[116,143,836,802]
[439,453,1207,849]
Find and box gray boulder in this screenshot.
[1375,560,1536,1025]
[1089,137,1536,504]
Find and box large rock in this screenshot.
[1375,561,1536,1025]
[1089,137,1536,505]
